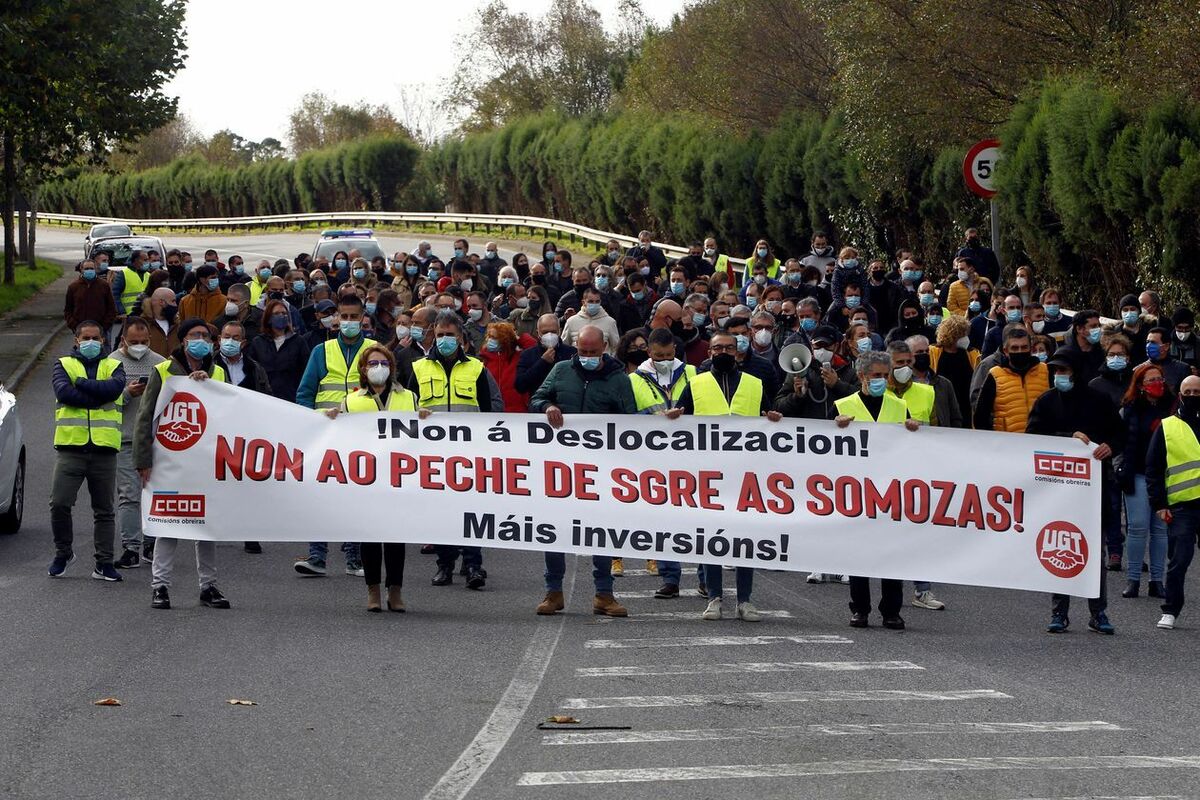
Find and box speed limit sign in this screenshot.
[963,139,1001,198]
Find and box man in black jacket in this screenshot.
[1026,349,1123,635]
[1145,374,1200,630]
[515,314,576,397]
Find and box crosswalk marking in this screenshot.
[575,660,922,678]
[589,609,794,623]
[561,688,1010,709]
[517,755,1200,786]
[584,634,852,649]
[541,720,1123,745]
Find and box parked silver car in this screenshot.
[0,384,25,534]
[83,223,133,258]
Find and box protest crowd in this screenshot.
[51,228,1200,634]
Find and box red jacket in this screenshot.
[482,334,537,412]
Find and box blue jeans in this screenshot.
[544,553,614,594]
[704,564,753,602]
[1125,474,1168,582]
[308,541,359,564]
[657,560,682,586]
[1164,506,1200,617]
[913,581,932,593]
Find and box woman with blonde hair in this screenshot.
[929,313,979,417]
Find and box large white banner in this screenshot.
[143,378,1102,595]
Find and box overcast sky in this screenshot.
[167,0,686,145]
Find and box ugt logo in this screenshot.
[1036,521,1088,579]
[156,392,207,451]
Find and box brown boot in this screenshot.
[593,593,628,617]
[366,584,382,613]
[387,586,406,613]
[536,591,565,615]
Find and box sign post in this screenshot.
[963,138,1002,253]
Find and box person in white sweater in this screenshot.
[562,286,619,355]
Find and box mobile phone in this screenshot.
[134,376,148,385]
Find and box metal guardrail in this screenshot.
[38,210,750,277]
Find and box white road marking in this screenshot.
[541,720,1124,745]
[584,634,852,649]
[421,565,577,800]
[1018,796,1184,800]
[589,609,794,623]
[575,660,921,678]
[561,688,1010,709]
[518,755,1200,786]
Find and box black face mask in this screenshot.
[914,353,931,373]
[162,303,178,322]
[871,270,886,281]
[1182,396,1200,417]
[268,291,285,301]
[622,350,645,365]
[1008,352,1033,371]
[711,353,737,373]
[669,320,686,339]
[574,284,590,294]
[531,274,546,285]
[779,315,796,328]
[903,315,920,329]
[967,236,981,248]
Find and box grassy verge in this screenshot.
[0,259,66,317]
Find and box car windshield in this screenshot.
[90,240,150,267]
[315,239,386,263]
[91,224,132,239]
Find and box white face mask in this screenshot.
[652,358,675,374]
[893,366,913,384]
[460,278,473,291]
[540,333,560,349]
[1178,330,1193,342]
[1031,320,1045,334]
[753,329,773,346]
[956,336,971,350]
[224,302,239,317]
[1015,277,1027,288]
[957,270,970,282]
[516,298,530,309]
[813,348,833,365]
[367,364,390,387]
[126,344,149,360]
[320,316,336,329]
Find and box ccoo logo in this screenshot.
[1035,520,1088,578]
[156,392,207,451]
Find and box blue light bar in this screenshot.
[320,229,375,238]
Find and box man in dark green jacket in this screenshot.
[529,325,636,618]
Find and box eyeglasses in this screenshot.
[365,360,390,368]
[709,344,737,353]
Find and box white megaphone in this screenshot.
[778,343,813,375]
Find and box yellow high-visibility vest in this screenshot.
[690,370,761,416]
[154,359,227,385]
[54,357,123,450]
[632,365,696,413]
[1162,415,1200,506]
[412,356,485,411]
[344,387,418,413]
[315,338,371,410]
[835,392,907,423]
[887,382,935,423]
[118,268,150,314]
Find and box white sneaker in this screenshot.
[1158,613,1176,630]
[702,597,722,620]
[737,602,761,622]
[806,572,826,584]
[912,590,946,610]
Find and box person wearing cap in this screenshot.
[774,327,854,422]
[1105,294,1150,363]
[1144,374,1200,629]
[1027,348,1122,634]
[178,263,228,324]
[973,326,1050,432]
[134,318,232,610]
[305,299,340,350]
[1168,307,1199,371]
[834,350,921,629]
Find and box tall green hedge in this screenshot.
[41,136,421,218]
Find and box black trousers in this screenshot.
[362,543,405,587]
[1051,565,1108,618]
[849,577,903,616]
[436,545,482,571]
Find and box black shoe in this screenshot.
[432,567,453,586]
[1107,553,1122,571]
[200,585,230,609]
[142,540,155,561]
[458,563,470,576]
[1149,581,1165,598]
[466,568,486,590]
[420,544,436,555]
[151,586,171,610]
[654,583,680,599]
[1121,580,1139,598]
[114,549,141,569]
[243,541,262,554]
[696,581,708,598]
[882,615,906,630]
[849,611,869,628]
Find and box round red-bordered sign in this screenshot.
[963,138,1001,199]
[1035,520,1088,579]
[155,391,207,452]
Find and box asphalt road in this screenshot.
[2,229,1199,800]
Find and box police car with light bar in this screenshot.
[312,229,389,265]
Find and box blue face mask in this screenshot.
[757,248,768,259]
[928,315,943,327]
[856,337,872,354]
[670,281,684,295]
[406,264,419,276]
[735,334,750,353]
[1035,351,1048,363]
[436,335,459,356]
[552,262,563,273]
[1106,355,1128,371]
[234,264,245,275]
[78,340,102,359]
[578,355,600,370]
[428,269,441,280]
[867,377,888,397]
[545,251,557,262]
[186,339,212,359]
[632,290,645,301]
[219,339,241,358]
[365,302,377,315]
[501,277,515,288]
[82,268,97,281]
[595,276,609,290]
[150,260,163,270]
[409,325,424,341]
[293,281,306,294]
[845,295,862,309]
[1086,327,1103,344]
[1005,309,1022,323]
[204,261,217,269]
[841,258,859,270]
[1147,342,1162,359]
[335,259,348,269]
[206,278,219,291]
[786,272,803,284]
[1044,303,1060,317]
[692,313,706,327]
[1122,311,1139,326]
[353,269,367,280]
[968,300,981,313]
[800,317,817,332]
[340,320,362,339]
[919,293,934,307]
[586,303,601,317]
[902,270,922,282]
[258,268,271,280]
[1054,374,1074,392]
[485,338,500,352]
[454,248,464,258]
[747,296,758,309]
